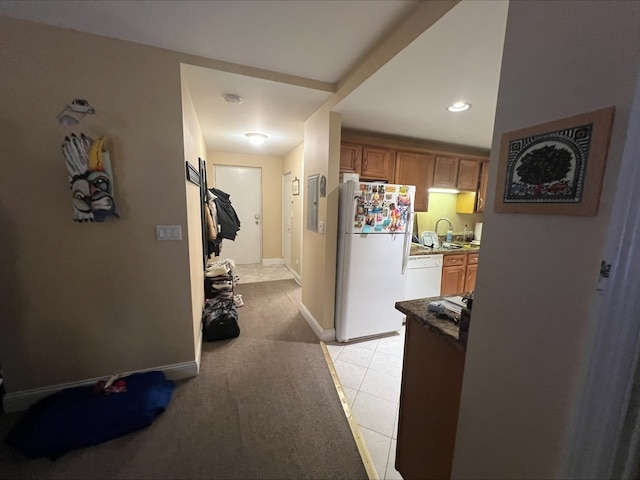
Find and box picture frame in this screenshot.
[494,106,615,216]
[186,161,200,186]
[292,177,300,196]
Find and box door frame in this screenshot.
[282,172,292,269]
[563,64,640,479]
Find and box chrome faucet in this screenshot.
[435,217,453,236]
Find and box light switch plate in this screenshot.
[319,220,325,234]
[156,224,182,241]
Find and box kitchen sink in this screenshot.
[441,242,463,249]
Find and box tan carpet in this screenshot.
[0,280,367,480]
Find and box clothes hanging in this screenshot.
[210,187,241,241]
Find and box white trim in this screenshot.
[3,360,199,413]
[195,326,203,374]
[320,341,378,480]
[299,302,336,342]
[261,258,283,266]
[288,266,302,286]
[563,67,640,479]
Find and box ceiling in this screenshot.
[0,0,508,156]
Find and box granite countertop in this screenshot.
[395,296,466,350]
[410,244,481,256]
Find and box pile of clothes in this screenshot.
[203,258,242,341]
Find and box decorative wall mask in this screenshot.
[62,134,119,222]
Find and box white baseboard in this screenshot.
[3,360,199,413]
[195,327,203,374]
[262,258,283,266]
[300,303,336,342]
[287,267,302,286]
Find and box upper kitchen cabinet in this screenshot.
[456,159,490,214]
[395,152,434,212]
[340,130,490,201]
[433,156,480,191]
[457,158,480,191]
[476,160,490,213]
[432,155,459,189]
[340,143,362,173]
[339,143,396,183]
[361,146,396,182]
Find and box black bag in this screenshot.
[203,299,240,341]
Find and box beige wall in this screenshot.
[302,110,341,330]
[0,16,215,393]
[180,72,207,352]
[415,193,483,238]
[452,2,640,478]
[207,151,283,261]
[283,144,304,277]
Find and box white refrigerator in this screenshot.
[335,181,415,342]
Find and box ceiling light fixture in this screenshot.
[447,102,471,113]
[57,98,96,126]
[223,93,242,104]
[246,132,268,146]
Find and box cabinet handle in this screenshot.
[478,197,484,210]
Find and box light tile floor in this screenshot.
[233,263,295,284]
[326,329,405,480]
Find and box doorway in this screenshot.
[214,165,262,265]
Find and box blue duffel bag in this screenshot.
[6,370,174,459]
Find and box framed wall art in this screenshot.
[494,106,615,216]
[186,161,200,186]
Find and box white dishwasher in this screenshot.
[404,254,443,300]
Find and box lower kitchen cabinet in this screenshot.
[442,252,479,295]
[441,254,466,295]
[464,263,478,292]
[464,253,479,291]
[396,315,466,480]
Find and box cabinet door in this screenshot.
[432,156,459,189]
[395,151,434,211]
[340,143,362,173]
[457,158,480,191]
[464,263,478,292]
[441,265,466,295]
[476,161,490,212]
[361,147,396,182]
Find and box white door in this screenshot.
[283,173,292,269]
[214,165,261,265]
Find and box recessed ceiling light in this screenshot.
[246,132,268,145]
[223,93,242,104]
[448,102,471,112]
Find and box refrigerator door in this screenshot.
[342,181,415,235]
[335,232,406,342]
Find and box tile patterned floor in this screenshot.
[326,330,405,480]
[234,263,295,284]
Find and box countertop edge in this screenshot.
[396,298,466,351]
